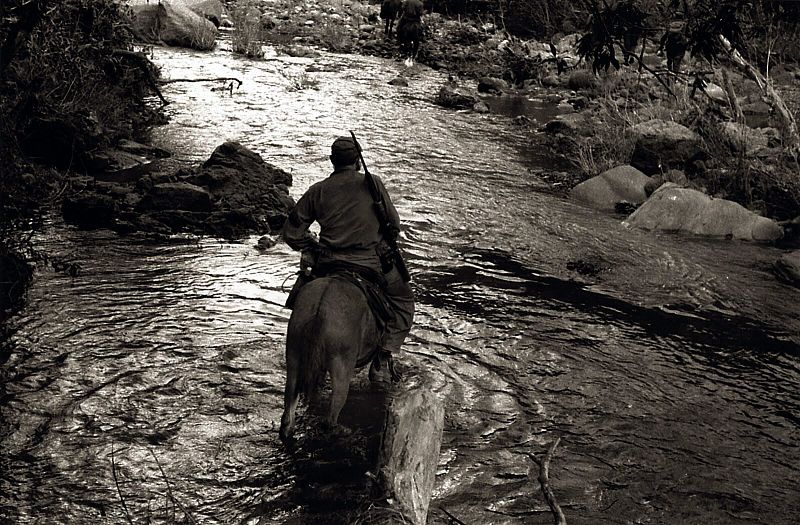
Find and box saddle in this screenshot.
[285,260,395,368]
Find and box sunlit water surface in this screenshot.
[1,43,799,525]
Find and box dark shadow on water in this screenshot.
[414,247,800,358]
[250,376,389,524]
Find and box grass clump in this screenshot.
[230,1,267,58]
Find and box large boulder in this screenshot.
[129,0,217,50]
[186,141,295,226]
[570,165,653,211]
[183,0,224,27]
[624,185,783,242]
[630,119,704,175]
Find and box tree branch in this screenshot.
[110,444,135,525]
[528,437,567,525]
[111,49,169,105]
[718,35,800,157]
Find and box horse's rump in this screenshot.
[286,277,378,399]
[397,20,424,43]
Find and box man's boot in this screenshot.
[369,349,402,384]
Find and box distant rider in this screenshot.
[396,0,424,36]
[282,136,415,382]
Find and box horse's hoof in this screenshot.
[279,424,294,445]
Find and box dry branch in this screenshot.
[158,77,243,88]
[149,448,198,525]
[718,35,800,156]
[111,49,169,106]
[528,437,567,525]
[110,444,135,525]
[440,506,468,525]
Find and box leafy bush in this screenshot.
[0,0,158,310]
[320,23,353,53]
[1,0,157,158]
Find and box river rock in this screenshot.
[644,169,688,196]
[774,251,800,287]
[389,76,409,87]
[85,148,149,175]
[555,33,581,54]
[543,112,592,136]
[115,139,172,159]
[570,165,652,211]
[630,119,704,175]
[719,121,770,155]
[187,141,295,228]
[138,182,213,212]
[742,100,771,128]
[624,185,784,241]
[435,82,478,110]
[63,194,118,229]
[477,76,507,94]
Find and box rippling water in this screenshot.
[1,42,799,525]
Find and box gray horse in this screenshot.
[279,276,380,442]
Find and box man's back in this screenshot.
[402,0,424,21]
[307,168,382,251]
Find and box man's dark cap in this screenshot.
[330,136,359,164]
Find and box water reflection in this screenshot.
[1,42,799,525]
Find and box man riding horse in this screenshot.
[282,136,415,383]
[380,0,403,38]
[396,0,425,59]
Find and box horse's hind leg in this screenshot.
[327,355,352,430]
[279,350,300,443]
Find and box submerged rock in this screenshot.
[624,185,783,242]
[435,81,479,110]
[774,251,800,287]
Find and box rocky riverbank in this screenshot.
[61,140,294,241]
[117,0,800,286]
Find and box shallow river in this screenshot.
[1,43,799,525]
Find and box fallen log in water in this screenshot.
[358,368,446,525]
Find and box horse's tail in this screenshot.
[287,309,324,401]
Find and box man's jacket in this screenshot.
[283,167,400,273]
